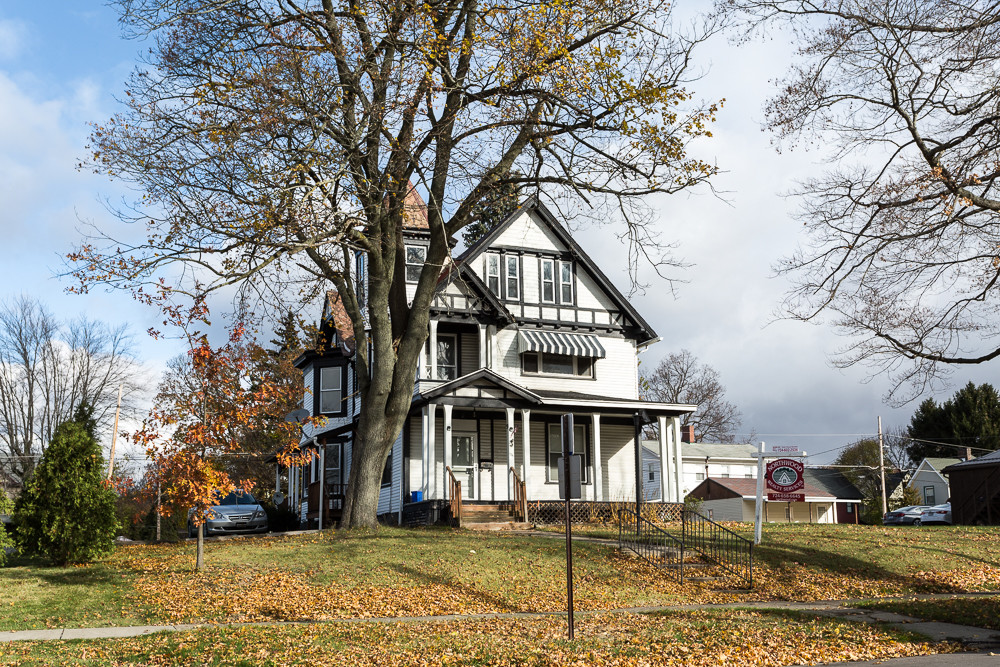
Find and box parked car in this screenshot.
[919,503,952,525]
[883,505,930,526]
[187,491,269,537]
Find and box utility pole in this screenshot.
[106,384,123,480]
[878,416,887,515]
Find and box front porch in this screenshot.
[404,369,695,508]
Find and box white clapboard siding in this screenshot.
[377,433,404,517]
[492,210,562,252]
[601,423,639,501]
[491,328,638,399]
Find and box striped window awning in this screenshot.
[517,330,606,358]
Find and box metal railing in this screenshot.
[682,510,753,589]
[618,508,687,582]
[445,466,463,527]
[509,466,528,522]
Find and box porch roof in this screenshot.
[413,369,695,418]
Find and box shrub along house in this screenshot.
[277,194,696,526]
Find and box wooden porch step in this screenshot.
[464,521,532,531]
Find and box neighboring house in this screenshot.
[281,193,697,526]
[686,477,838,524]
[907,458,962,506]
[680,442,757,496]
[943,450,1000,525]
[804,468,864,524]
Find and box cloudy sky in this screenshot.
[1,3,993,465]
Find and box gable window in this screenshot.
[486,254,500,295]
[923,486,936,505]
[505,255,520,300]
[424,334,458,380]
[547,422,588,483]
[559,261,574,304]
[521,351,593,378]
[541,259,555,303]
[405,245,426,283]
[317,365,345,415]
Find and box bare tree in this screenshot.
[0,296,143,485]
[72,1,724,527]
[641,349,743,442]
[726,0,1000,401]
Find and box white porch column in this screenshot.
[417,344,426,381]
[658,415,670,503]
[592,414,603,502]
[421,406,430,496]
[443,404,454,500]
[318,445,326,529]
[672,417,684,502]
[427,403,438,499]
[520,409,531,487]
[478,324,487,369]
[429,320,439,380]
[506,407,516,501]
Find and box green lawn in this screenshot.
[1,524,998,631]
[0,609,961,666]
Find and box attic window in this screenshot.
[505,255,520,300]
[486,254,500,295]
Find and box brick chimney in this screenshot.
[682,424,696,443]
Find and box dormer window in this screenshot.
[405,245,426,283]
[505,255,520,301]
[316,364,346,416]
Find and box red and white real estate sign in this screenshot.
[766,458,804,502]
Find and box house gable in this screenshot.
[458,197,657,343]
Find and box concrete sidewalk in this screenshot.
[3,594,1000,650]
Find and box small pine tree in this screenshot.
[13,403,120,565]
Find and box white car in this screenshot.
[883,505,930,526]
[919,503,952,525]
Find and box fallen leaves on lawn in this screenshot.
[2,610,962,666]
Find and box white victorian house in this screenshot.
[284,195,696,525]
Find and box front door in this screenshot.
[452,433,477,500]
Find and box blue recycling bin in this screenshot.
[410,491,423,503]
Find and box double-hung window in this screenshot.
[547,423,588,483]
[521,352,594,378]
[541,259,555,303]
[486,254,501,295]
[424,334,458,380]
[505,255,520,300]
[405,245,426,283]
[559,261,574,304]
[318,366,344,415]
[540,258,574,304]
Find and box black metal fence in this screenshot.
[530,500,683,525]
[617,508,753,589]
[681,510,753,589]
[618,508,687,581]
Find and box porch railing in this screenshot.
[446,466,463,528]
[509,466,528,522]
[618,508,687,582]
[681,509,754,589]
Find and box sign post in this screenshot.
[752,444,807,545]
[560,414,576,640]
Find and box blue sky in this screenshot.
[1,2,994,464]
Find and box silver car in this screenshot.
[920,503,952,525]
[883,505,930,526]
[187,491,269,537]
